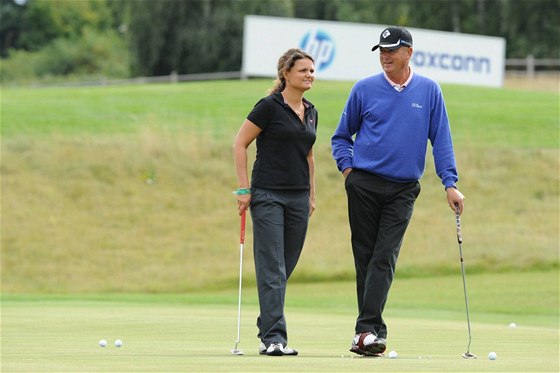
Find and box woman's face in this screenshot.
[284,58,315,91]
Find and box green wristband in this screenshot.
[233,188,251,195]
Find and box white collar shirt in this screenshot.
[384,68,414,92]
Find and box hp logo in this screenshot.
[300,30,336,71]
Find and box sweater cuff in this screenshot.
[338,160,353,173]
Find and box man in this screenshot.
[331,26,465,357]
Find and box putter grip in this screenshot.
[455,212,463,244]
[240,210,246,244]
[455,214,463,243]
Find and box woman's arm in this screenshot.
[232,119,262,215]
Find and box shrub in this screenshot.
[0,28,129,84]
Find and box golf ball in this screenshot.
[509,322,517,329]
[388,350,398,359]
[115,339,123,348]
[99,339,107,347]
[488,351,497,360]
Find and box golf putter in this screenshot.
[231,210,247,355]
[455,204,477,359]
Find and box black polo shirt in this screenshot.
[247,92,318,190]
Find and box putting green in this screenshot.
[2,277,558,372]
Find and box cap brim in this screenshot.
[371,44,402,52]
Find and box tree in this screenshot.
[123,0,294,76]
[1,0,115,57]
[0,0,128,82]
[402,0,559,59]
[3,0,558,80]
[0,0,26,57]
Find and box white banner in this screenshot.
[242,16,506,87]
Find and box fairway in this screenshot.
[2,272,558,372]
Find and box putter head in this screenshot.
[231,348,244,355]
[462,352,477,359]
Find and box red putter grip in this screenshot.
[240,210,246,244]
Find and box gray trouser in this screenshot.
[345,170,420,339]
[250,187,309,347]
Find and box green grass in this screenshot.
[2,272,558,372]
[1,80,558,146]
[1,78,558,372]
[440,84,559,148]
[1,79,559,293]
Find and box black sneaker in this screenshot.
[371,337,387,354]
[349,332,386,357]
[281,346,298,356]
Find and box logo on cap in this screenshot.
[382,29,391,39]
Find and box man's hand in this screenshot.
[342,168,353,178]
[447,187,465,214]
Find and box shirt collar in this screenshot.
[384,68,414,92]
[272,92,314,109]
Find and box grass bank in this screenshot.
[1,80,558,293]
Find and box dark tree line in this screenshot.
[1,0,558,79]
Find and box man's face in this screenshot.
[379,46,412,75]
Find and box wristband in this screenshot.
[233,188,251,195]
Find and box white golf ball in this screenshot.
[114,339,123,348]
[509,322,517,329]
[488,351,497,360]
[99,339,107,347]
[388,350,398,359]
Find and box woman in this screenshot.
[232,48,318,356]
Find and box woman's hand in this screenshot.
[237,194,251,215]
[309,195,316,217]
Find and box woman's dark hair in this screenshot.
[269,48,314,94]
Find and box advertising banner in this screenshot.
[242,16,506,87]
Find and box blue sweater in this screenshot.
[331,73,458,189]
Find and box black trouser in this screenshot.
[250,187,309,347]
[345,169,420,339]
